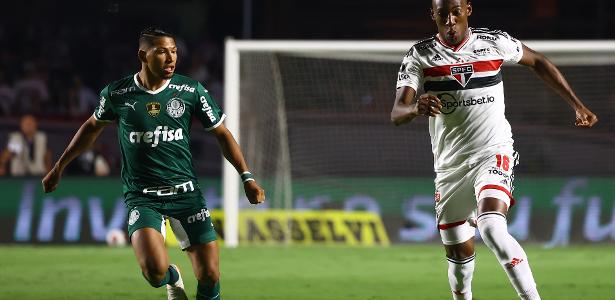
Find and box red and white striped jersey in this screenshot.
[396,28,524,172]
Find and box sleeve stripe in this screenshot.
[205,114,226,131]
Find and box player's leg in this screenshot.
[436,168,478,300]
[167,194,219,300]
[477,198,540,300]
[128,207,187,299]
[475,151,540,300]
[441,223,476,300]
[186,241,221,300]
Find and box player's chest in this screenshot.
[113,93,194,126]
[422,43,502,69]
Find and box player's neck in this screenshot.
[437,28,470,48]
[137,69,168,91]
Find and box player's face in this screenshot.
[431,0,472,46]
[144,37,177,79]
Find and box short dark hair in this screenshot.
[139,27,175,48]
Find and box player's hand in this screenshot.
[574,107,598,128]
[415,94,442,117]
[244,180,266,204]
[42,164,63,193]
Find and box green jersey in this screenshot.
[93,73,225,200]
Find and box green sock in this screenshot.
[143,265,180,288]
[196,281,220,300]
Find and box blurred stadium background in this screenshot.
[1,0,614,299]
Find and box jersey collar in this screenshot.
[133,73,171,95]
[436,28,472,52]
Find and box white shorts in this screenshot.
[434,146,518,245]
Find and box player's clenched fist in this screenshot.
[42,165,63,193]
[244,180,266,204]
[416,93,443,117]
[574,106,598,128]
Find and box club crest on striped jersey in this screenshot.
[450,64,474,87]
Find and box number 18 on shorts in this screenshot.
[434,148,518,245]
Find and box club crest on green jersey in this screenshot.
[146,102,161,117]
[166,98,186,118]
[128,209,140,225]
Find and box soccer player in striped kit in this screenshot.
[391,0,597,299]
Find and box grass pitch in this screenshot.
[1,244,614,299]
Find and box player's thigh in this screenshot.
[435,168,477,245]
[474,148,518,211]
[165,193,217,250]
[127,206,169,273]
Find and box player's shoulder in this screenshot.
[170,73,198,85]
[472,27,517,42]
[405,35,438,57]
[170,73,201,87]
[104,74,138,98]
[168,73,207,94]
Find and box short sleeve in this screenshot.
[495,31,524,63]
[396,47,422,91]
[93,86,117,122]
[194,83,225,131]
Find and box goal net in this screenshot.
[223,40,615,247]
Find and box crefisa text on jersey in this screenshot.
[129,126,184,147]
[168,83,195,93]
[200,96,216,122]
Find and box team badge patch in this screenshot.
[166,98,185,118]
[128,209,140,225]
[450,64,474,87]
[146,102,161,117]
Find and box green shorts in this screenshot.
[126,191,217,250]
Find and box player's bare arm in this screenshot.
[210,123,265,204]
[391,86,443,125]
[518,44,598,128]
[42,116,109,193]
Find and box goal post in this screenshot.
[223,39,615,247]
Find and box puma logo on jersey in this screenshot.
[450,64,474,87]
[168,83,195,93]
[129,126,184,148]
[124,101,137,111]
[432,54,443,61]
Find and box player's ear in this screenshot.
[138,49,147,63]
[430,8,436,21]
[466,2,472,16]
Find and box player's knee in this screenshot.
[141,262,168,287]
[196,267,220,284]
[444,238,475,260]
[477,197,508,214]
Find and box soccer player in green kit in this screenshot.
[42,28,265,300]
